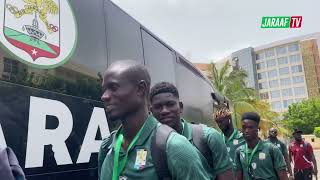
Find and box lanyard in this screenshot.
[112,124,145,180]
[245,140,261,166]
[223,129,237,143]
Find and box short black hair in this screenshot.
[150,82,179,102]
[241,112,260,124]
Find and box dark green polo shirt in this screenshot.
[234,140,286,180]
[266,138,288,157]
[223,129,246,167]
[181,119,232,179]
[98,116,211,180]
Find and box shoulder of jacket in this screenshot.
[101,131,117,150]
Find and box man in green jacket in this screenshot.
[150,81,233,180]
[267,128,293,178]
[214,107,245,168]
[98,60,211,180]
[234,112,288,180]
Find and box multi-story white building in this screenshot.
[221,33,320,112]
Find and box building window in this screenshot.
[260,92,269,99]
[279,67,290,76]
[289,54,301,64]
[283,99,294,108]
[256,62,265,70]
[269,80,279,88]
[280,78,291,86]
[278,57,288,65]
[268,70,278,78]
[291,65,303,73]
[282,88,293,97]
[240,65,249,72]
[294,87,306,96]
[292,76,304,84]
[276,46,287,55]
[271,101,282,111]
[256,52,264,60]
[267,59,276,68]
[258,72,267,80]
[288,43,299,52]
[259,82,268,89]
[265,49,275,58]
[270,90,280,99]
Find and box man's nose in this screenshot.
[101,91,111,102]
[160,106,170,114]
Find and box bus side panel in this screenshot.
[0,81,108,179]
[174,60,215,127]
[141,29,176,85]
[104,0,144,65]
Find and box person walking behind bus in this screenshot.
[98,60,211,180]
[214,107,245,170]
[289,128,317,180]
[267,128,293,178]
[150,82,234,180]
[235,112,288,180]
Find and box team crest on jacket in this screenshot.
[0,0,77,68]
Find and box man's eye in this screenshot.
[109,85,118,91]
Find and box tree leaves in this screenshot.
[284,98,320,134]
[210,61,283,136]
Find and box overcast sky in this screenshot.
[111,0,320,63]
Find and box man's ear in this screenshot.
[136,80,148,97]
[179,102,183,113]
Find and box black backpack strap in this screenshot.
[191,124,213,168]
[151,124,174,180]
[303,142,312,162]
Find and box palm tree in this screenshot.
[210,61,256,125]
[210,61,283,136]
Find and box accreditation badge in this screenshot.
[227,147,230,152]
[259,152,266,160]
[119,176,128,180]
[134,149,147,170]
[252,162,257,169]
[233,139,239,145]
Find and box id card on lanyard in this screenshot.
[112,124,145,180]
[245,141,261,170]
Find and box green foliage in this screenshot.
[210,61,256,102]
[210,61,282,135]
[283,98,320,134]
[314,127,320,138]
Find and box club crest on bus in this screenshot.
[0,0,77,68]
